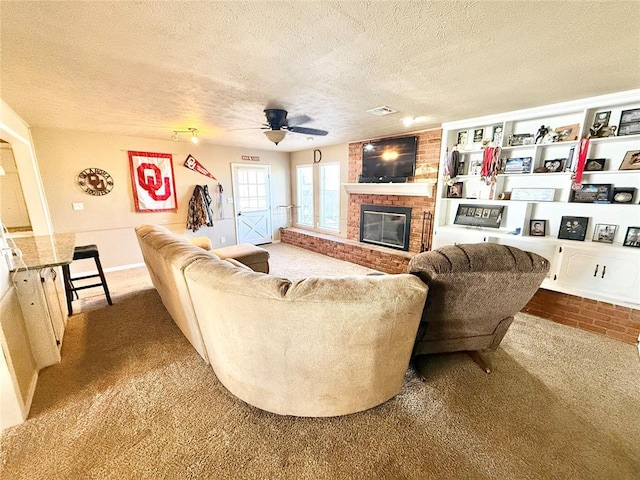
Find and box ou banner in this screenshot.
[128,151,178,212]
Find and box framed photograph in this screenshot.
[554,124,580,142]
[508,133,534,146]
[529,219,546,236]
[619,150,640,170]
[446,182,463,198]
[558,216,589,241]
[492,124,503,144]
[612,187,636,204]
[128,151,178,212]
[584,158,606,171]
[569,183,613,204]
[504,157,533,174]
[543,159,565,172]
[473,128,484,143]
[457,131,468,146]
[589,111,611,137]
[618,108,640,136]
[454,204,504,228]
[592,224,617,244]
[469,159,483,176]
[623,226,640,247]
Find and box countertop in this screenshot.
[9,233,76,271]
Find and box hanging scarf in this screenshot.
[216,183,225,219]
[481,146,501,185]
[571,137,590,190]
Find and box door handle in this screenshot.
[237,212,242,216]
[601,265,606,278]
[593,264,599,277]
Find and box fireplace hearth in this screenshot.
[360,205,412,251]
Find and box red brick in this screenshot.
[577,323,607,335]
[594,320,626,332]
[605,330,638,345]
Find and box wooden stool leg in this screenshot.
[93,255,112,305]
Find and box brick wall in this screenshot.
[523,289,640,345]
[347,129,441,253]
[280,227,411,274]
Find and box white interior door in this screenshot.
[231,164,273,245]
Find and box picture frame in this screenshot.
[589,111,611,138]
[592,224,617,244]
[618,108,640,136]
[529,219,546,236]
[554,124,580,142]
[508,133,534,146]
[569,183,613,204]
[473,128,484,143]
[623,226,640,247]
[446,182,463,198]
[619,150,640,170]
[457,131,468,146]
[558,216,589,241]
[454,204,504,228]
[612,187,636,204]
[504,157,533,174]
[492,124,503,144]
[543,159,565,173]
[584,158,606,171]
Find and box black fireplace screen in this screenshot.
[360,205,412,251]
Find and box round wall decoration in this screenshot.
[77,168,114,196]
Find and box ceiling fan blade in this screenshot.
[286,126,328,136]
[286,114,312,127]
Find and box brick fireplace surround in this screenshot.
[280,129,639,345]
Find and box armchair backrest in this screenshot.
[408,243,550,354]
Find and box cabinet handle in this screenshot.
[593,264,599,277]
[601,265,606,278]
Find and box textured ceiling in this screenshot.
[1,1,639,152]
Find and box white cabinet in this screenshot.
[13,266,67,369]
[554,245,640,306]
[435,89,640,307]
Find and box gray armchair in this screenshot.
[408,243,550,372]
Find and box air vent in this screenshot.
[366,106,399,116]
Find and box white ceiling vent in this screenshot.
[366,106,399,116]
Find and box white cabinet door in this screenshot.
[556,245,640,306]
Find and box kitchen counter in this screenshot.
[10,233,75,271]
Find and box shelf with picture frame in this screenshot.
[435,89,640,308]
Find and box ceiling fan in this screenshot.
[262,109,328,145]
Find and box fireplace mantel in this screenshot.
[342,181,435,197]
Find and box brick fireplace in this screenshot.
[281,129,442,273]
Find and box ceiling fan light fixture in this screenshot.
[265,129,286,145]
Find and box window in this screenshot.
[319,163,340,231]
[296,165,314,227]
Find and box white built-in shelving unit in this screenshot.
[434,90,640,308]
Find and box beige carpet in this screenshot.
[1,244,639,479]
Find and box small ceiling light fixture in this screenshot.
[364,142,374,151]
[264,129,286,145]
[172,127,199,144]
[401,116,429,127]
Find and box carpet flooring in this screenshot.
[1,243,638,479]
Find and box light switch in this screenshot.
[72,202,84,211]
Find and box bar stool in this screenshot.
[62,244,113,315]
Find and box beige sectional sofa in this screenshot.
[135,224,428,417]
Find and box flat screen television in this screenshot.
[360,136,417,183]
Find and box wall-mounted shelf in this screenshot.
[342,181,435,197]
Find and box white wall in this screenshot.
[290,143,349,237]
[31,127,291,272]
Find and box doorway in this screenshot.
[231,164,273,245]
